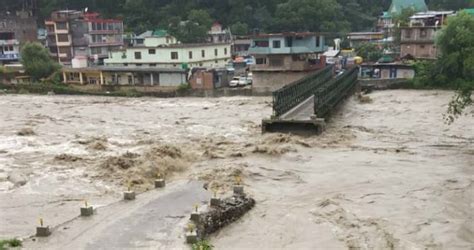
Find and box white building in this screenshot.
[104,30,232,69]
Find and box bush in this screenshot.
[192,240,213,250]
[0,238,22,250]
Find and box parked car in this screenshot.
[229,76,250,87]
[246,72,253,84]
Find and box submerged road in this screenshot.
[24,180,210,249]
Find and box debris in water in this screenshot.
[17,128,35,136]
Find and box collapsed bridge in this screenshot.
[262,65,359,135]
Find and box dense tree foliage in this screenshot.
[356,43,384,62]
[413,12,474,122]
[20,42,61,81]
[34,0,471,35]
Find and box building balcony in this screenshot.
[0,53,20,61]
[89,41,123,47]
[0,39,20,46]
[57,41,72,46]
[249,46,324,55]
[55,29,69,34]
[89,29,122,35]
[248,47,271,54]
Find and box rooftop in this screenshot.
[127,42,231,49]
[252,32,326,39]
[410,11,455,19]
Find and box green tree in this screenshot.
[437,12,474,123]
[412,12,474,123]
[273,0,348,32]
[356,43,384,62]
[168,9,213,43]
[20,42,61,82]
[230,22,249,36]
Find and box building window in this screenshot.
[316,36,320,47]
[57,34,68,42]
[420,45,425,49]
[149,49,156,54]
[272,40,281,48]
[214,49,218,56]
[201,50,205,58]
[224,48,227,55]
[92,22,97,30]
[150,64,156,67]
[124,63,128,66]
[256,58,267,65]
[56,22,67,30]
[215,60,218,63]
[171,51,178,60]
[134,52,142,59]
[189,51,193,59]
[136,64,142,67]
[254,40,269,47]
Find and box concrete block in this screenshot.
[190,212,200,223]
[210,197,221,207]
[185,231,198,244]
[233,185,244,196]
[36,226,51,237]
[123,191,136,200]
[80,206,94,216]
[154,179,165,188]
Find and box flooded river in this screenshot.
[0,90,472,249]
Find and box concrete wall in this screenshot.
[189,71,214,90]
[401,44,437,59]
[252,71,309,93]
[380,68,415,79]
[400,28,437,42]
[0,14,37,43]
[249,35,325,55]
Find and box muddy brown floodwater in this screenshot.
[0,90,473,249]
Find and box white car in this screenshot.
[229,76,249,87]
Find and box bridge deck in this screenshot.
[262,66,358,135]
[280,95,315,121]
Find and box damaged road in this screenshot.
[23,181,210,249]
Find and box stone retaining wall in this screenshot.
[196,196,255,237]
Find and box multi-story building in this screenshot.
[377,0,428,38]
[248,32,327,92]
[400,11,454,60]
[45,10,123,66]
[233,35,251,57]
[104,31,232,69]
[0,0,37,64]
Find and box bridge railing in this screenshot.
[314,66,358,118]
[272,65,334,117]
